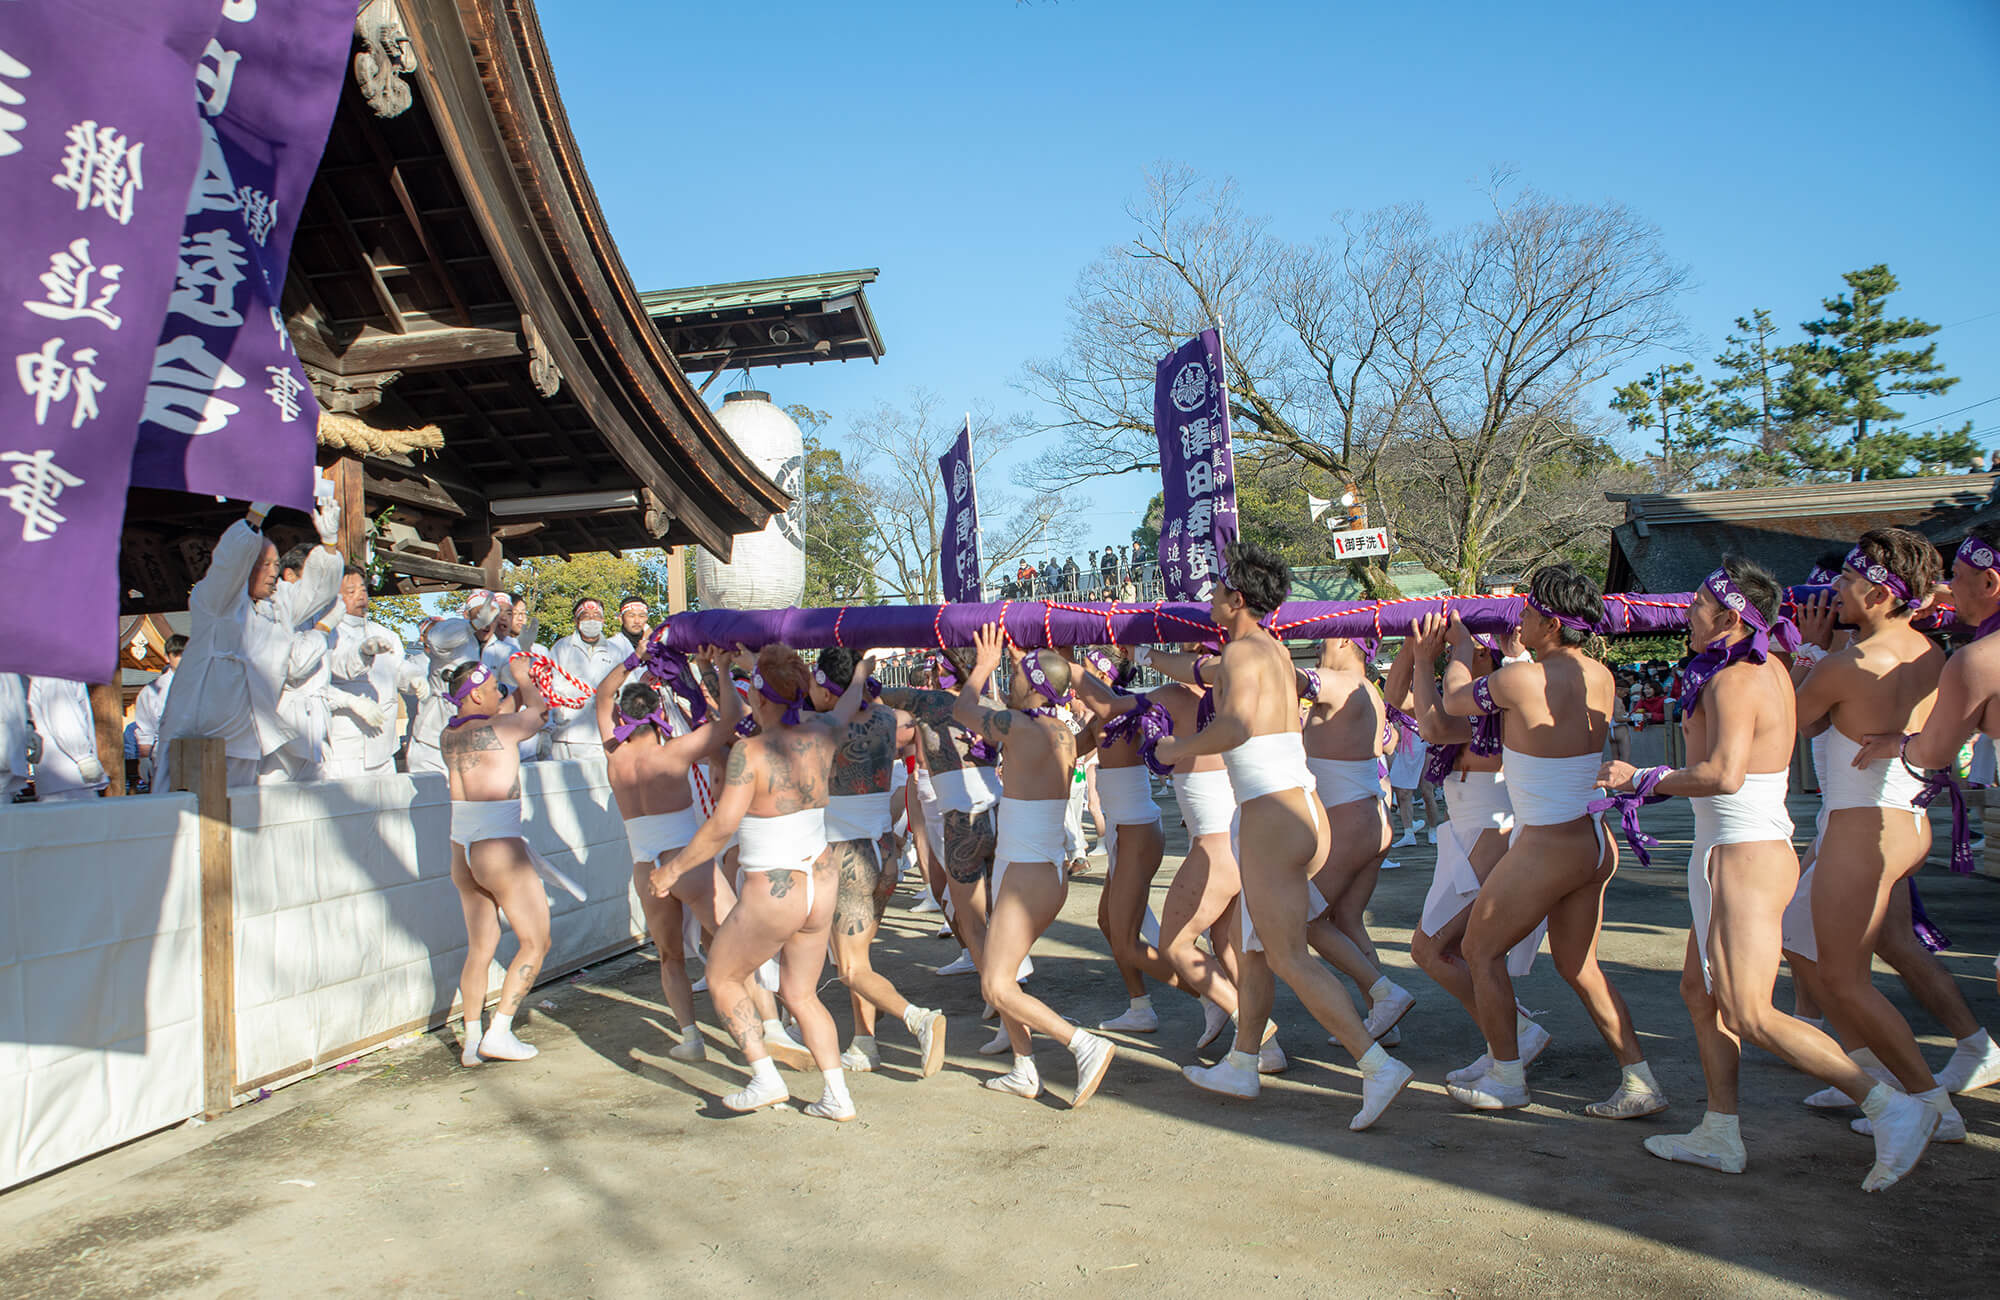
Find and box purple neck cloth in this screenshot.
[1192,655,1218,731]
[1586,765,1671,866]
[612,708,669,746]
[1103,693,1175,775]
[1844,545,1923,611]
[1677,568,1801,716]
[1300,668,1323,703]
[642,644,710,726]
[446,713,491,731]
[753,670,806,726]
[812,667,883,700]
[1526,592,1596,633]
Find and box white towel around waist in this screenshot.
[737,807,829,872]
[1818,727,1926,814]
[1441,768,1512,835]
[931,763,1000,815]
[1222,732,1315,805]
[1499,747,1604,828]
[451,797,525,847]
[625,807,700,864]
[1690,769,1797,990]
[1306,755,1385,808]
[824,791,895,842]
[1173,767,1236,837]
[993,796,1071,896]
[1096,762,1161,826]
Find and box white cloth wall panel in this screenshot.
[0,796,202,1190]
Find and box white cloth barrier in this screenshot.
[1,796,203,1191]
[2,759,651,1189]
[231,760,645,1088]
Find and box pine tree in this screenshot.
[1610,362,1714,488]
[1779,265,1975,479]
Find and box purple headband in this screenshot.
[612,705,670,746]
[1806,565,1840,587]
[641,644,710,726]
[752,670,806,726]
[1844,546,1922,610]
[447,663,491,705]
[1953,537,2000,640]
[812,667,883,700]
[1525,592,1595,633]
[1023,653,1073,708]
[1677,568,1800,717]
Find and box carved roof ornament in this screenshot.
[522,312,562,397]
[303,361,402,414]
[354,0,417,118]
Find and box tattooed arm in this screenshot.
[649,741,758,896]
[876,685,961,726]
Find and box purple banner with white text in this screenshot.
[1153,328,1238,601]
[938,417,982,603]
[0,0,223,681]
[128,0,355,509]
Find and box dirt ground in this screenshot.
[2,792,1997,1299]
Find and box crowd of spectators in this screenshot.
[997,542,1155,601]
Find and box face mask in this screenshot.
[577,619,603,640]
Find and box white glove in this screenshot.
[77,756,106,785]
[312,496,342,545]
[337,695,387,732]
[1133,645,1154,668]
[362,632,400,657]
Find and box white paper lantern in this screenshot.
[696,390,805,610]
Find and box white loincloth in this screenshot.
[1306,755,1386,809]
[1095,763,1163,945]
[735,807,828,915]
[1387,738,1428,791]
[1688,770,1796,989]
[825,791,895,843]
[992,795,1071,898]
[449,798,586,900]
[1172,767,1236,837]
[1418,770,1541,976]
[625,807,700,865]
[1220,734,1326,954]
[932,764,1000,815]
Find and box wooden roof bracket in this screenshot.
[355,0,417,118]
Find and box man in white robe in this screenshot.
[321,567,421,779]
[132,635,185,790]
[155,496,343,791]
[27,676,106,801]
[546,597,634,761]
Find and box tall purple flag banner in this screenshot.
[0,0,224,681]
[937,416,982,603]
[128,0,356,509]
[1153,328,1238,601]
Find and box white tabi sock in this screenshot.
[821,1067,851,1108]
[1621,1060,1659,1092]
[1492,1058,1527,1088]
[1357,1042,1392,1076]
[1367,977,1393,1001]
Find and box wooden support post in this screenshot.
[170,737,236,1117]
[333,454,368,569]
[87,680,126,797]
[477,529,503,591]
[667,546,687,614]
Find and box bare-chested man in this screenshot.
[944,624,1116,1106]
[1296,637,1416,1044]
[879,653,1002,980]
[596,643,738,1062]
[1855,527,2000,1056]
[441,657,553,1066]
[808,647,948,1079]
[1392,629,1553,1083]
[649,646,850,1120]
[1600,558,1932,1184]
[1432,564,1664,1119]
[1154,543,1413,1129]
[1073,650,1245,1049]
[1782,530,1963,1187]
[1068,651,1171,1034]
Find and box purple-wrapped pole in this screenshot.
[659,586,1962,653]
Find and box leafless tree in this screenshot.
[1018,165,1688,592]
[838,388,1084,603]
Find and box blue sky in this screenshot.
[542,0,2000,558]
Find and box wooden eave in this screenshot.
[405,0,787,556]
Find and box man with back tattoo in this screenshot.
[440,656,555,1066]
[809,647,949,1079]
